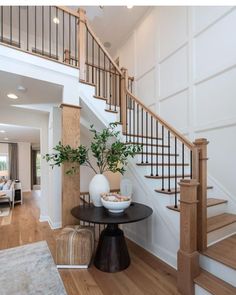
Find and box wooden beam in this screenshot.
[177,179,200,295]
[61,104,81,227]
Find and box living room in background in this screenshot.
[0,143,9,179]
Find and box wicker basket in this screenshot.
[56,225,94,268]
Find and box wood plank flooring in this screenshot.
[0,192,181,295]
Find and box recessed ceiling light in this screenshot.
[7,93,18,99]
[0,130,6,133]
[53,17,60,24]
[4,137,9,141]
[127,5,134,9]
[17,85,27,92]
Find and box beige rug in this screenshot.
[0,241,67,295]
[0,205,10,217]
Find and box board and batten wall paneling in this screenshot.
[114,6,236,265]
[61,104,81,227]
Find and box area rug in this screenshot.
[0,204,10,217]
[0,241,67,295]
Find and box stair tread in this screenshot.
[207,213,236,233]
[155,186,213,195]
[79,79,96,87]
[137,162,189,166]
[124,133,162,140]
[126,142,169,147]
[202,234,236,270]
[167,198,228,212]
[145,174,191,179]
[105,109,118,113]
[93,95,107,101]
[194,269,236,295]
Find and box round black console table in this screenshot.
[71,202,153,273]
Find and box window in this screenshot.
[0,143,9,177]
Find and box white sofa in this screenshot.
[0,180,15,202]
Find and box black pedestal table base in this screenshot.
[94,224,130,272]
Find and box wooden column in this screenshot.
[194,138,209,251]
[120,68,128,133]
[61,103,81,227]
[177,179,200,295]
[77,8,86,81]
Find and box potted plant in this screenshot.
[45,123,141,207]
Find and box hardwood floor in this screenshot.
[0,192,180,295]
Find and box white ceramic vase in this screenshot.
[89,174,110,207]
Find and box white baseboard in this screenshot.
[39,215,62,230]
[57,265,88,269]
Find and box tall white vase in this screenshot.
[89,174,110,207]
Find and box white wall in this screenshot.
[18,142,31,192]
[114,6,236,267]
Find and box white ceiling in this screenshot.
[0,124,40,144]
[0,71,63,108]
[76,6,150,55]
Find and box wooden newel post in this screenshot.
[193,138,209,251]
[77,8,86,81]
[120,68,128,133]
[60,103,81,227]
[177,179,200,295]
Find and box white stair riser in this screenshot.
[195,285,213,295]
[207,203,227,218]
[200,254,236,287]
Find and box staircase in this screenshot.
[0,5,235,295]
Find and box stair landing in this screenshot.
[202,234,236,270]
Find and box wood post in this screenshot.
[121,68,128,132]
[61,103,81,227]
[177,179,200,295]
[194,138,209,251]
[77,8,86,81]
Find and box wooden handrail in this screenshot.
[56,6,80,18]
[125,88,195,150]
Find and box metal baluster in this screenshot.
[114,70,117,111]
[137,104,139,145]
[103,53,105,98]
[156,121,159,176]
[1,6,3,42]
[68,12,71,63]
[35,6,36,50]
[174,137,177,208]
[18,6,20,47]
[10,6,12,44]
[62,9,64,61]
[151,116,153,176]
[109,62,112,110]
[141,108,144,163]
[86,28,89,81]
[129,97,131,142]
[92,37,94,84]
[190,150,193,179]
[133,99,135,139]
[126,94,128,142]
[27,6,29,50]
[182,143,185,179]
[42,6,44,55]
[75,16,77,66]
[162,126,164,190]
[98,47,100,96]
[56,7,58,59]
[146,112,148,163]
[168,131,171,192]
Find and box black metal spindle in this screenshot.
[86,29,89,81]
[129,97,131,142]
[103,53,105,98]
[35,6,37,51]
[133,98,135,137]
[26,6,29,51]
[190,150,193,179]
[182,143,185,179]
[69,13,71,63]
[62,10,64,61]
[75,16,77,66]
[151,116,153,176]
[146,112,148,163]
[56,7,58,59]
[174,137,177,208]
[49,7,51,57]
[98,46,101,96]
[141,108,144,163]
[42,6,44,55]
[92,37,94,83]
[18,6,20,47]
[137,104,139,144]
[162,126,164,190]
[156,121,159,176]
[109,62,112,110]
[1,6,3,42]
[126,94,128,141]
[168,131,171,192]
[10,6,12,44]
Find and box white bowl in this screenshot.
[101,196,131,213]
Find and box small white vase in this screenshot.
[89,174,110,207]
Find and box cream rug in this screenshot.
[0,241,67,295]
[0,205,10,217]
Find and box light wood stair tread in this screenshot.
[145,174,191,179]
[156,186,213,195]
[166,198,227,212]
[79,79,96,87]
[207,213,236,233]
[124,133,162,140]
[137,162,189,167]
[202,234,236,270]
[105,109,118,113]
[194,270,236,295]
[93,95,107,101]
